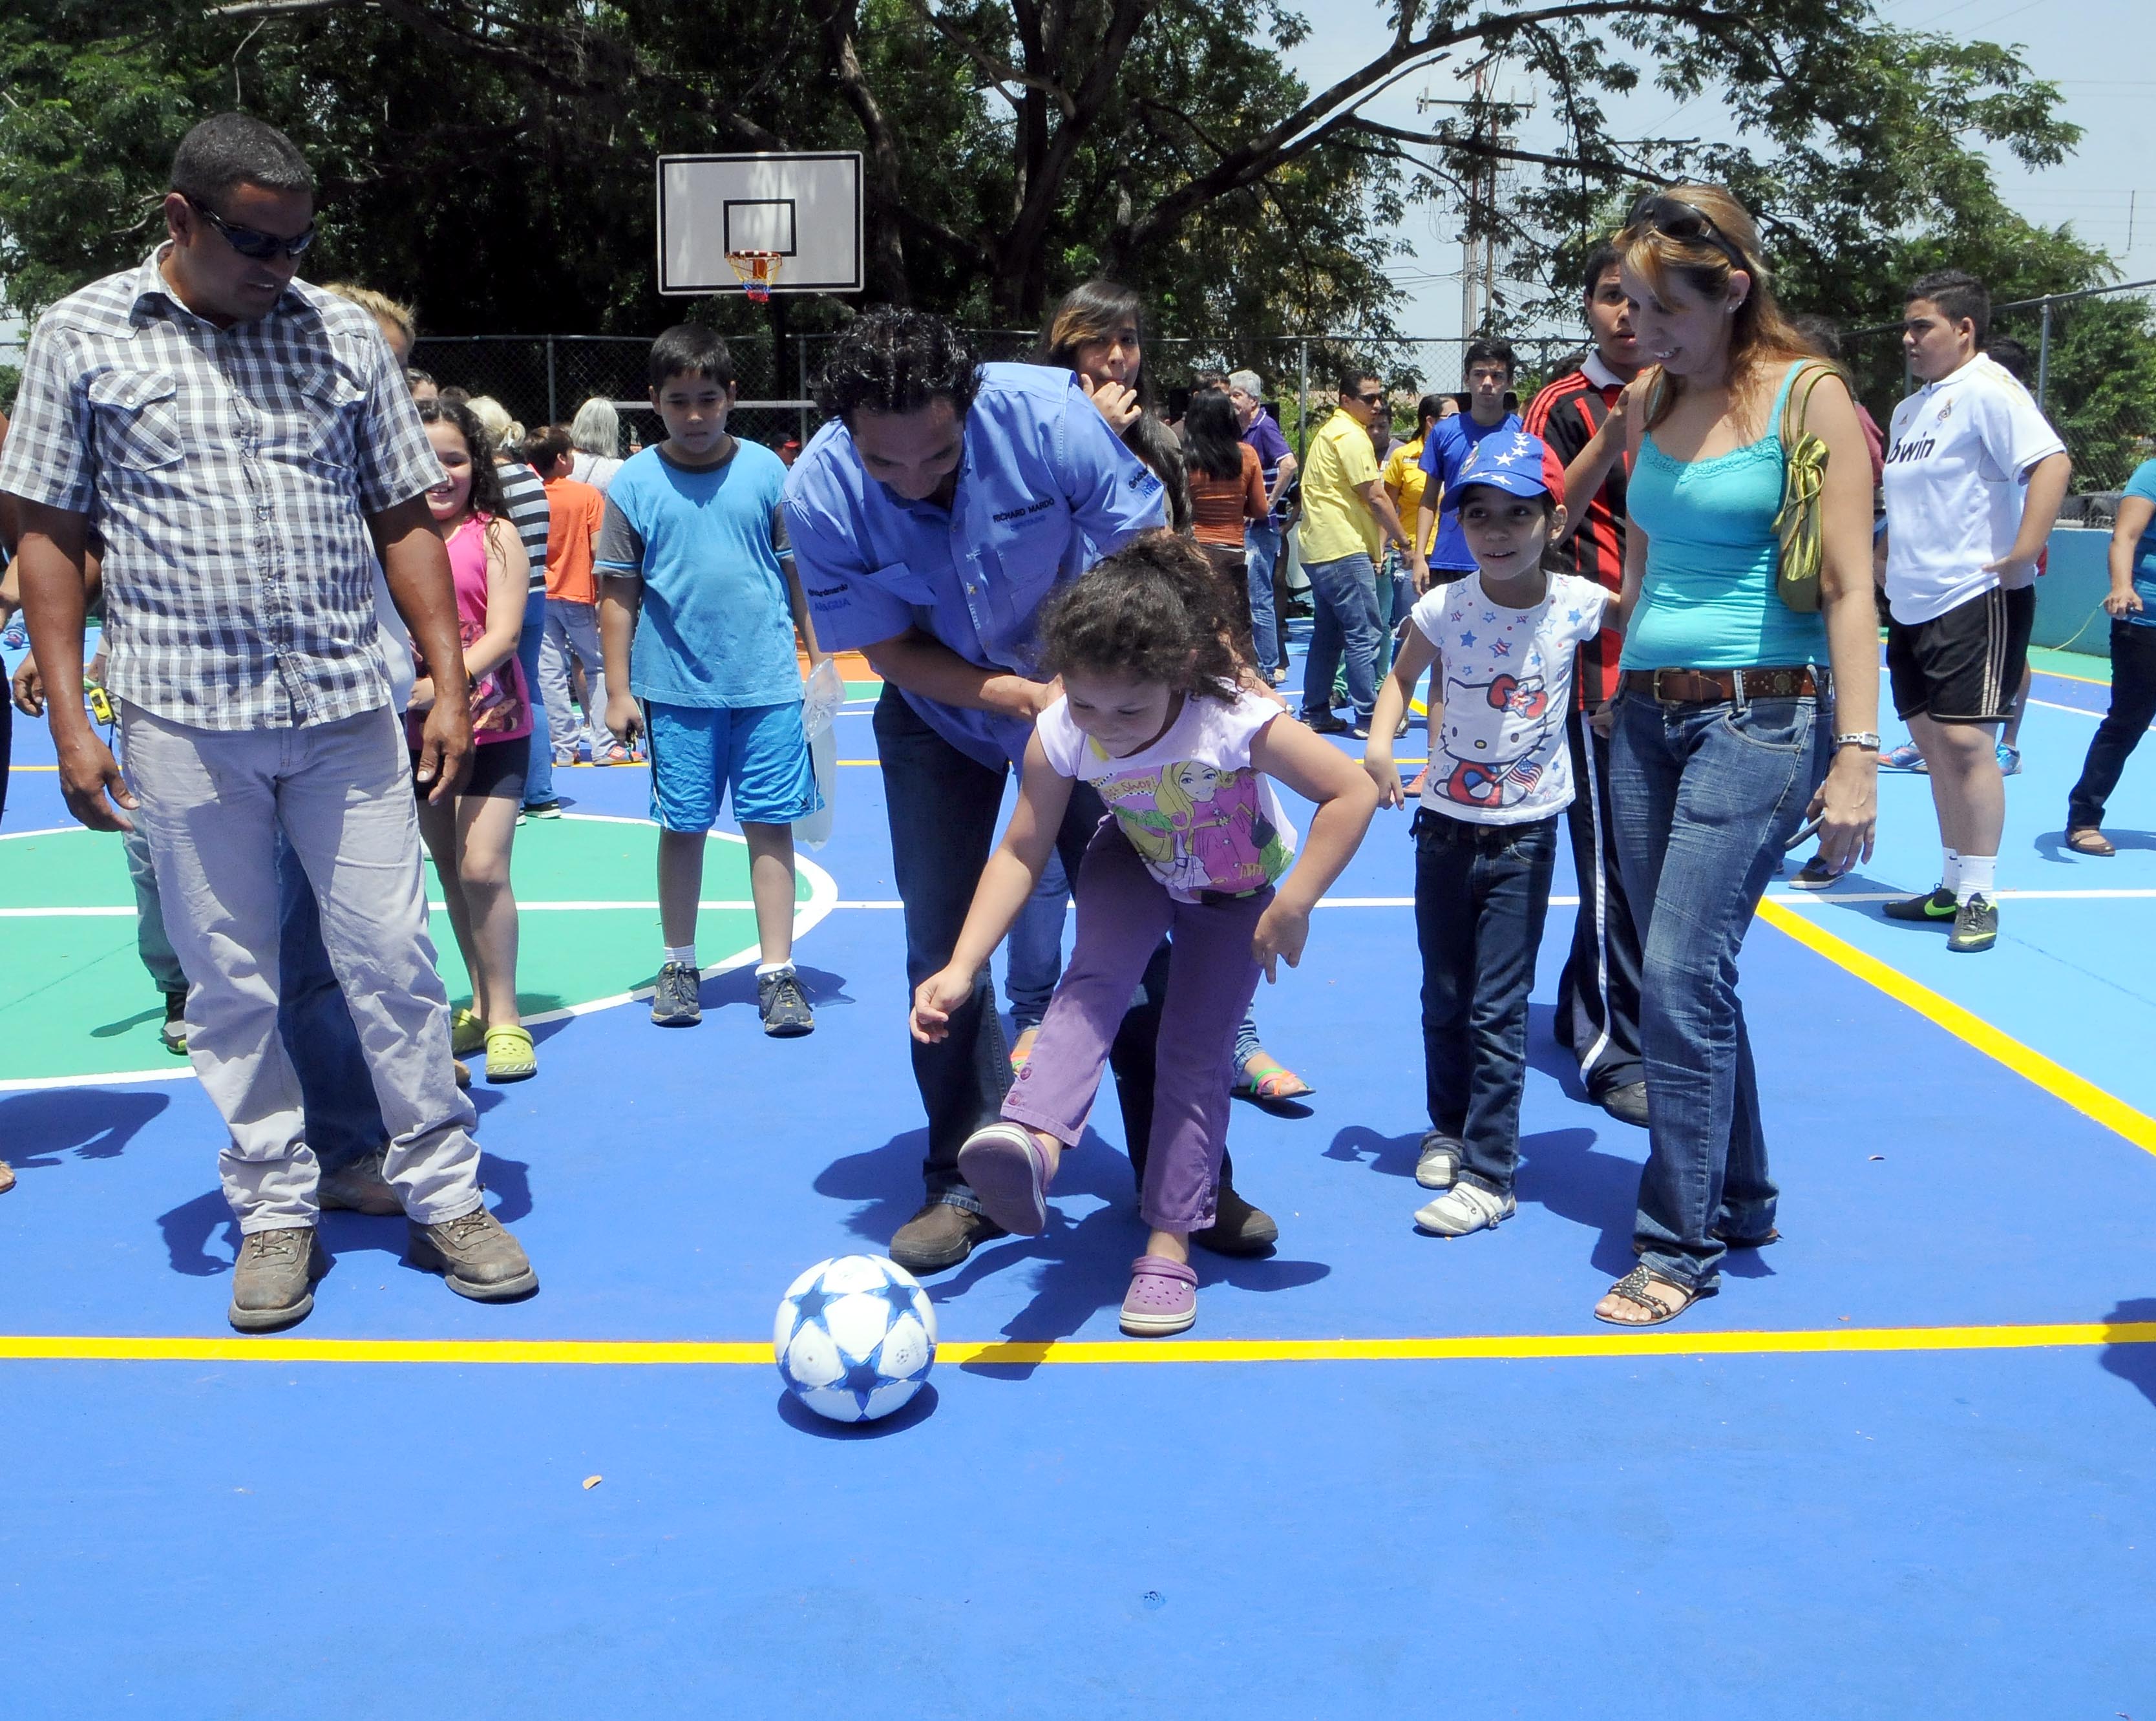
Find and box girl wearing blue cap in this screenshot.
[1366,430,1609,1238]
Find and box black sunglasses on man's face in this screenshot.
[185,195,316,262]
[1625,193,1748,274]
[1352,391,1384,405]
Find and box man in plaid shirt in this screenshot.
[0,114,537,1329]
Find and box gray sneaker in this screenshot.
[319,1149,401,1217]
[229,1225,328,1331]
[1414,1182,1516,1238]
[1415,1131,1463,1190]
[757,966,814,1037]
[160,991,189,1056]
[650,960,703,1026]
[407,1206,538,1301]
[1949,892,1998,953]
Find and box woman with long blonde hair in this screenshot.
[1593,185,1879,1327]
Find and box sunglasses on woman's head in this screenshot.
[1626,193,1748,273]
[185,195,317,261]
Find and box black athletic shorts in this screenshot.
[1885,583,2034,724]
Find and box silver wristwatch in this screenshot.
[1832,731,1881,752]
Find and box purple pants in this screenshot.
[1002,823,1271,1232]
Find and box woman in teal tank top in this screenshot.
[1592,187,1880,1329]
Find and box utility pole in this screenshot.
[1418,65,1532,352]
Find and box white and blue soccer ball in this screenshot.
[774,1254,938,1423]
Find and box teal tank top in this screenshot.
[1621,362,1830,671]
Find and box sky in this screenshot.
[1284,0,2156,335]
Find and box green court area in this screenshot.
[0,815,826,1086]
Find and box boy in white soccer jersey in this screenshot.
[1879,269,2071,953]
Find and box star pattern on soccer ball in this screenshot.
[838,1343,888,1415]
[868,1274,922,1324]
[788,1282,839,1335]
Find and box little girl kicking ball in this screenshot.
[911,533,1378,1336]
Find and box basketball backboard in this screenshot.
[656,152,864,296]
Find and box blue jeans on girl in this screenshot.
[1412,808,1558,1196]
[1609,688,1826,1291]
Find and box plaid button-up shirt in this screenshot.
[0,249,443,730]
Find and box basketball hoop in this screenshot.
[726,249,785,304]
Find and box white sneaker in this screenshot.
[1414,1182,1515,1237]
[1415,1132,1463,1190]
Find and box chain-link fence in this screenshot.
[407,328,1588,464]
[408,333,815,458]
[1840,279,2156,515]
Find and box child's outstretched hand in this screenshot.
[911,966,977,1043]
[607,690,644,751]
[1252,900,1310,982]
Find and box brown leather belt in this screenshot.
[1620,666,1819,705]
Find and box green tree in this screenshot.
[0,0,2098,352]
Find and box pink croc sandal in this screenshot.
[1120,1254,1198,1336]
[955,1122,1053,1236]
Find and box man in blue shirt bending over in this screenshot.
[785,310,1280,1271]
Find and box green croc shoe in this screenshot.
[450,1007,487,1057]
[484,1024,537,1082]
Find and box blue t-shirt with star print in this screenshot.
[1408,570,1609,825]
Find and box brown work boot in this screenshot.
[1192,1180,1278,1256]
[319,1149,401,1216]
[889,1200,1006,1274]
[407,1206,538,1301]
[229,1225,328,1332]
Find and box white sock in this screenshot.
[756,960,795,979]
[1941,847,1960,894]
[1956,854,1996,905]
[664,944,697,969]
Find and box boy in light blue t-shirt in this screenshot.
[598,325,827,1036]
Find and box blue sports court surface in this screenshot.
[4,640,2155,1716]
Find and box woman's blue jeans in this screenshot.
[1608,688,1826,1291]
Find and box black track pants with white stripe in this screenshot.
[1554,707,1646,1098]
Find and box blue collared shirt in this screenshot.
[783,363,1165,767]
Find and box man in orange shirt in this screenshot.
[525,427,622,763]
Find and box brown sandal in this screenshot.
[1594,1264,1713,1327]
[0,1160,14,1196]
[2068,828,2115,857]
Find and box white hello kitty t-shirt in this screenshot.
[1410,572,1607,826]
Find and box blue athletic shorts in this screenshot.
[644,699,822,832]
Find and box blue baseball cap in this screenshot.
[1451,429,1564,505]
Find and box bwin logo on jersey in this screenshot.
[1885,435,1936,465]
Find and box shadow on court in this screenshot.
[155,1151,534,1277]
[0,1087,169,1168]
[816,1124,1327,1376]
[693,960,852,1017]
[2100,1299,2156,1414]
[777,1382,940,1437]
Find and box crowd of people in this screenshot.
[0,112,2146,1337]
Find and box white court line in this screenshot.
[0,817,839,1093]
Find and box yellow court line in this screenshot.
[1757,898,2156,1156]
[5,1321,2156,1367]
